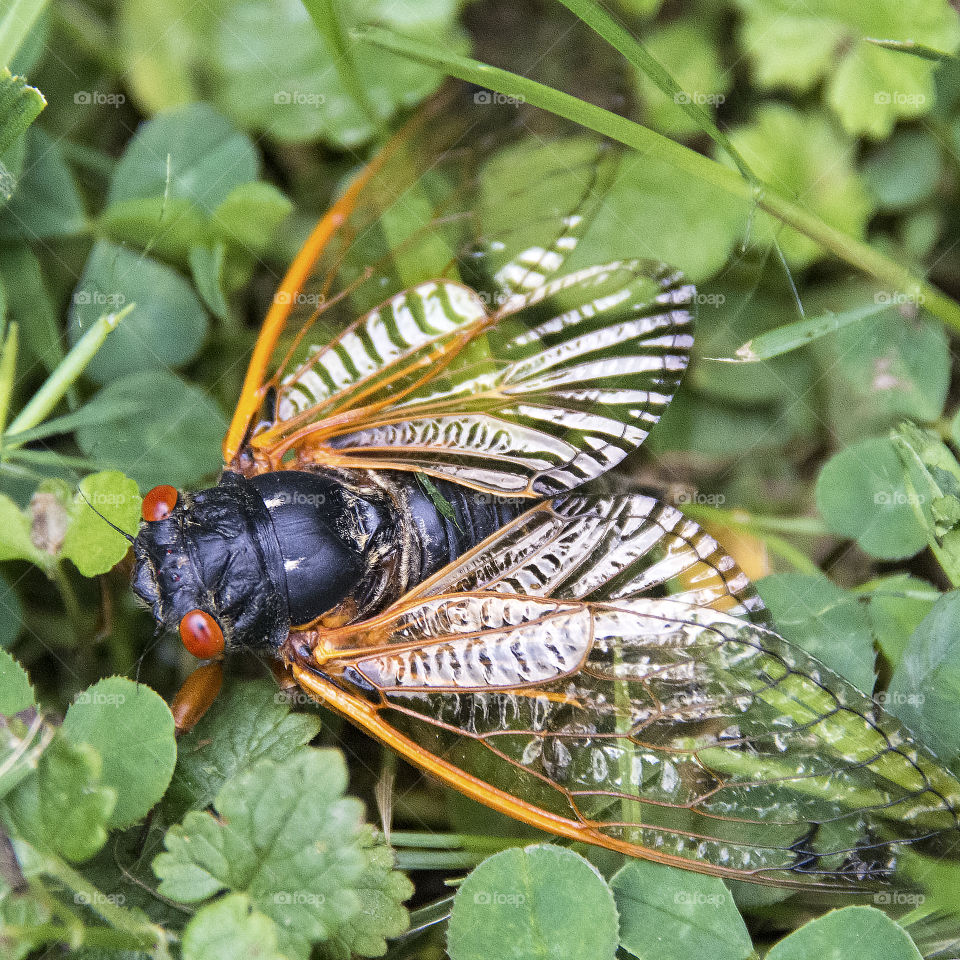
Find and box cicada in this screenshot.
[128,97,960,891]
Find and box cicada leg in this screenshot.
[170,660,224,737]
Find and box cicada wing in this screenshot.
[292,594,960,889]
[257,261,693,496]
[226,102,617,465]
[228,94,693,495]
[404,494,769,624]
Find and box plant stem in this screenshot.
[557,0,755,182]
[358,27,960,333]
[5,303,132,438]
[301,0,384,135]
[0,321,19,439]
[0,0,50,69]
[13,839,167,952]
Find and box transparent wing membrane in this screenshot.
[230,98,692,495]
[258,261,693,495]
[406,494,769,623]
[293,594,960,889]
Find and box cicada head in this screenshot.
[131,471,289,655]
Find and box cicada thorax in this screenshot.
[246,466,527,631]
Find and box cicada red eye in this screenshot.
[142,484,178,522]
[179,609,224,659]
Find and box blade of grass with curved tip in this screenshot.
[5,303,133,438]
[556,0,756,184]
[357,26,960,334]
[865,37,957,62]
[716,302,889,363]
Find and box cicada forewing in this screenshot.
[226,100,694,498]
[288,497,960,889]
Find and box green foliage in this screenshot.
[756,572,876,692]
[887,591,960,761]
[75,370,227,488]
[816,437,928,560]
[447,845,619,960]
[2,0,960,956]
[163,678,323,820]
[734,0,959,137]
[766,906,923,960]
[62,677,176,829]
[155,748,408,960]
[723,104,875,267]
[0,647,33,714]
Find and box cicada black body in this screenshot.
[132,467,524,652]
[127,96,960,894]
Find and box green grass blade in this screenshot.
[0,322,18,439]
[719,302,889,362]
[358,25,960,334]
[0,0,49,68]
[6,303,132,437]
[556,0,756,183]
[865,37,957,62]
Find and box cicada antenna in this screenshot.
[78,489,136,545]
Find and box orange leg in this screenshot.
[170,661,224,737]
